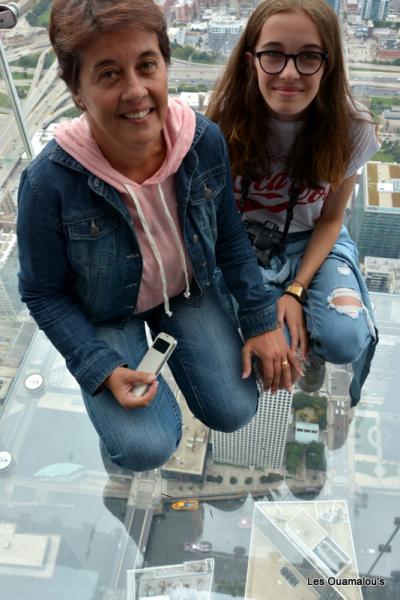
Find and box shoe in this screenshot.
[297,351,326,393]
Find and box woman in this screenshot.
[207,0,379,404]
[17,0,303,471]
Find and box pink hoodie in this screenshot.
[55,97,196,316]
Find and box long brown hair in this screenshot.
[49,0,170,95]
[207,0,363,189]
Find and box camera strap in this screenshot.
[240,177,300,248]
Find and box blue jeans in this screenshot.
[81,280,258,471]
[260,229,376,366]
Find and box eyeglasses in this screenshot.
[253,50,328,76]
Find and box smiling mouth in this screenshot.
[274,88,302,93]
[121,108,152,120]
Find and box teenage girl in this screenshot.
[207,0,379,403]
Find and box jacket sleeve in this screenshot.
[17,168,126,395]
[213,131,278,339]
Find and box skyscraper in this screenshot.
[362,0,389,20]
[212,389,293,469]
[326,0,341,15]
[349,161,400,261]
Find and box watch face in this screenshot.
[287,283,306,301]
[290,284,302,294]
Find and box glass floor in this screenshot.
[0,292,399,600]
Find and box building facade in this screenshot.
[211,389,293,469]
[349,162,400,261]
[362,0,389,20]
[208,16,245,54]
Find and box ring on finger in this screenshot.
[281,360,289,368]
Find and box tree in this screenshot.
[285,441,305,474]
[305,441,326,471]
[318,413,327,430]
[245,477,253,485]
[230,476,237,485]
[26,0,52,27]
[260,473,283,484]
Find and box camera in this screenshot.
[132,332,177,397]
[244,219,284,267]
[0,3,19,29]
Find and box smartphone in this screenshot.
[132,332,177,396]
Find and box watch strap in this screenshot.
[284,282,307,304]
[283,290,304,305]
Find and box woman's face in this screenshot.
[252,10,326,122]
[75,27,169,167]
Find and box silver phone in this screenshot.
[132,332,177,396]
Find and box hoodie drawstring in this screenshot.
[157,183,191,301]
[125,183,191,317]
[125,184,172,317]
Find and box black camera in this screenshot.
[244,219,284,267]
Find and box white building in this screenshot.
[127,559,214,599]
[211,389,292,469]
[295,421,319,444]
[364,256,400,293]
[208,15,246,55]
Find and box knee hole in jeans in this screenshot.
[327,287,363,319]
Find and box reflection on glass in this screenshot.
[0,1,399,599]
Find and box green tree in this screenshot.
[285,441,305,474]
[260,473,284,483]
[318,413,327,429]
[17,54,39,69]
[26,0,52,27]
[305,441,326,471]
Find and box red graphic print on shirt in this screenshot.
[234,173,329,215]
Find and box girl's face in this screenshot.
[252,10,326,122]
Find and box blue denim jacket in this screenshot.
[17,113,277,395]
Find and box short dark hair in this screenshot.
[49,0,171,93]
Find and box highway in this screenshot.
[1,48,400,191]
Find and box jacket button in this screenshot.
[204,185,212,198]
[93,178,99,187]
[90,220,100,237]
[201,261,207,269]
[192,234,199,243]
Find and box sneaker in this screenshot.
[297,351,326,393]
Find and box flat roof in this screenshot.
[365,162,400,211]
[160,369,209,477]
[245,501,362,600]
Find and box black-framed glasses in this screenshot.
[253,50,328,76]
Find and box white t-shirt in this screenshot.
[233,110,380,232]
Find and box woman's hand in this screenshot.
[104,366,158,409]
[277,294,309,361]
[242,327,303,394]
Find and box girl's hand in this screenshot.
[104,366,158,409]
[277,294,309,361]
[242,327,303,394]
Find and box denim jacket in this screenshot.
[17,113,277,395]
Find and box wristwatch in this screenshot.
[283,281,307,305]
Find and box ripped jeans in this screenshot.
[260,227,376,376]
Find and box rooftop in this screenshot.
[365,162,400,210]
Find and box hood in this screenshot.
[54,96,196,192]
